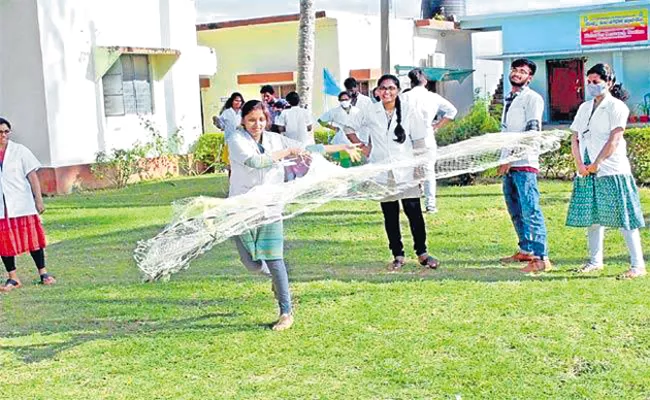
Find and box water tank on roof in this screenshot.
[421,0,466,20]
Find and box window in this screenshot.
[272,84,297,98]
[357,80,370,96]
[102,54,153,116]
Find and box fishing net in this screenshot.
[134,130,569,281]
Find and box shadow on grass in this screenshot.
[0,311,267,364]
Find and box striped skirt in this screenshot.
[0,214,47,257]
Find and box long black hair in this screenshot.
[587,63,629,101]
[240,100,272,131]
[408,68,428,88]
[220,92,244,114]
[377,74,406,144]
[0,117,11,129]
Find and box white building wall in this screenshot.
[33,0,201,167]
[0,0,52,164]
[472,31,503,98]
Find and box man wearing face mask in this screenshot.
[498,58,551,274]
[319,91,361,146]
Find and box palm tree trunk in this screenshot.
[297,0,315,110]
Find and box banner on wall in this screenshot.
[580,9,649,46]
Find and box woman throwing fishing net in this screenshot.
[228,100,360,331]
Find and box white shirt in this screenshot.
[350,100,426,185]
[319,105,361,145]
[402,86,457,148]
[227,128,304,198]
[275,107,314,145]
[501,86,545,169]
[570,94,631,177]
[0,141,41,218]
[353,93,374,114]
[219,108,241,140]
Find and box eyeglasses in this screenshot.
[0,129,10,135]
[510,67,531,76]
[378,86,398,92]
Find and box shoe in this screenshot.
[577,263,604,273]
[425,206,438,214]
[521,258,552,273]
[388,256,406,271]
[500,251,535,264]
[617,268,647,280]
[272,314,294,331]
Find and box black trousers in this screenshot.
[2,249,46,273]
[380,198,427,258]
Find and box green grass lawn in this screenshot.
[1,176,649,399]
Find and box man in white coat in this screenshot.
[402,68,457,213]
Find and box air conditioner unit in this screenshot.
[430,53,445,68]
[420,53,446,68]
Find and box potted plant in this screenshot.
[628,112,639,123]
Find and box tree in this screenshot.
[297,0,315,109]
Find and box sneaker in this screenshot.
[500,251,535,264]
[577,263,604,273]
[272,314,294,331]
[521,258,552,273]
[617,268,647,280]
[425,206,438,214]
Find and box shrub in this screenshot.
[91,144,148,188]
[436,99,501,185]
[192,132,226,172]
[540,126,650,184]
[314,126,334,145]
[436,99,501,147]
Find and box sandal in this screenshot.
[419,254,440,269]
[0,279,22,292]
[617,268,647,280]
[40,273,56,285]
[389,256,406,271]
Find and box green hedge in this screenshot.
[540,127,650,184]
[437,99,500,147]
[191,132,226,170]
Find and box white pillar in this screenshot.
[612,51,624,84]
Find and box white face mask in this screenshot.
[587,82,607,98]
[340,100,351,108]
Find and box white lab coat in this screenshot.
[350,100,426,187]
[227,128,303,197]
[219,108,242,140]
[353,93,374,113]
[319,105,361,145]
[570,94,631,177]
[0,141,41,218]
[402,86,457,148]
[276,107,315,145]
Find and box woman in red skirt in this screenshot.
[0,117,55,292]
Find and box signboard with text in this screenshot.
[580,9,649,46]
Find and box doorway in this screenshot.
[547,59,584,122]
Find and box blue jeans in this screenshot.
[503,171,548,258]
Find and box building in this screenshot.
[197,11,482,130]
[0,0,215,193]
[462,0,650,123]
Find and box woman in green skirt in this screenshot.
[567,63,645,279]
[228,100,360,330]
